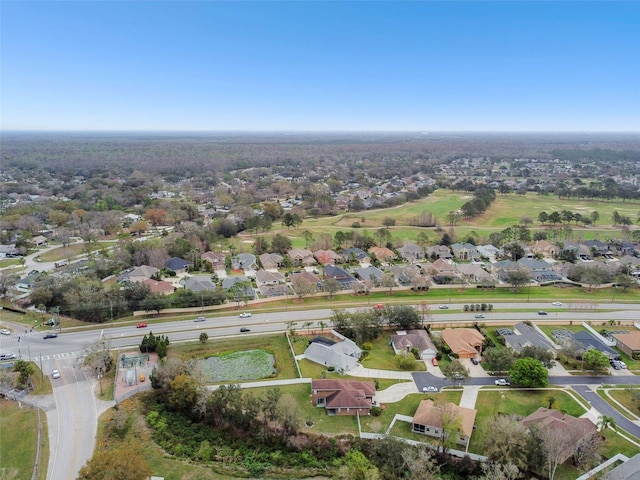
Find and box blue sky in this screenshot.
[1,1,638,131]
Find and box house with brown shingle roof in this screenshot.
[142,278,174,296]
[314,249,343,265]
[439,328,484,358]
[259,252,284,270]
[521,408,597,463]
[430,258,458,277]
[412,400,477,448]
[368,246,396,263]
[311,379,375,416]
[288,248,316,266]
[201,251,226,271]
[613,331,640,358]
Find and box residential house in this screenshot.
[311,379,375,416]
[32,235,48,246]
[520,408,597,463]
[389,264,424,286]
[119,265,158,283]
[355,266,385,285]
[499,322,555,355]
[290,271,323,290]
[165,257,191,274]
[255,269,286,287]
[439,328,484,359]
[599,453,640,480]
[426,245,452,260]
[303,334,362,372]
[530,240,560,259]
[612,331,640,359]
[582,239,610,257]
[397,241,425,263]
[455,264,494,284]
[222,276,255,301]
[390,330,437,360]
[516,258,563,284]
[232,253,257,272]
[475,244,502,261]
[429,258,458,279]
[412,400,477,449]
[323,265,357,288]
[288,248,316,266]
[201,251,226,271]
[450,242,480,262]
[142,278,174,296]
[182,275,217,293]
[259,253,284,270]
[314,249,343,265]
[368,246,396,263]
[342,247,369,263]
[571,331,619,359]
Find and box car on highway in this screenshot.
[43,333,58,339]
[51,369,61,379]
[194,316,206,322]
[422,386,438,392]
[0,353,17,360]
[551,302,563,306]
[136,323,148,328]
[240,327,251,332]
[538,311,548,315]
[474,314,485,319]
[0,329,10,335]
[494,379,510,386]
[239,312,252,318]
[438,305,449,309]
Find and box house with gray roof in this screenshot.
[397,241,424,263]
[500,322,555,354]
[119,265,158,283]
[232,253,257,271]
[165,257,190,273]
[303,333,362,372]
[572,331,619,359]
[342,247,368,262]
[222,276,255,301]
[450,242,480,262]
[255,269,285,287]
[259,253,284,270]
[355,266,385,285]
[182,275,217,292]
[323,265,357,288]
[390,330,437,360]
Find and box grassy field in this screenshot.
[601,388,640,420]
[0,399,49,480]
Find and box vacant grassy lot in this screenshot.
[602,388,640,419]
[0,399,48,480]
[170,334,298,379]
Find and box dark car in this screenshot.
[538,311,548,315]
[43,333,58,339]
[470,357,479,365]
[240,327,251,333]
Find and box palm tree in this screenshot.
[597,415,617,433]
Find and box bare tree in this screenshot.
[482,415,529,471]
[291,275,317,300]
[401,447,440,480]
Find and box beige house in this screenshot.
[613,331,640,359]
[412,400,477,449]
[439,328,484,358]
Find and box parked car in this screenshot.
[422,386,438,392]
[136,323,148,328]
[239,312,252,318]
[43,333,58,339]
[470,357,479,365]
[0,329,11,335]
[240,327,251,332]
[617,360,627,369]
[438,305,449,309]
[194,316,206,322]
[538,311,548,315]
[494,379,510,386]
[51,369,61,379]
[551,301,563,306]
[474,314,485,319]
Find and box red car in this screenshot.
[136,323,148,328]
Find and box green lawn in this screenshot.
[360,333,427,371]
[468,389,587,454]
[0,399,48,480]
[601,388,640,420]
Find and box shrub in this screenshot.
[370,406,383,417]
[362,342,373,351]
[395,354,417,370]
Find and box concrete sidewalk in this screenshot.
[459,385,481,409]
[374,382,419,403]
[347,364,415,380]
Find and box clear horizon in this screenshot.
[2,1,638,132]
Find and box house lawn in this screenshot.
[601,388,640,420]
[468,389,587,454]
[360,333,427,371]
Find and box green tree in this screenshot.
[442,359,470,386]
[12,360,35,388]
[482,415,529,471]
[597,415,617,433]
[324,277,341,299]
[334,449,380,480]
[519,345,555,368]
[77,447,151,480]
[139,293,167,315]
[483,346,517,373]
[199,332,209,344]
[505,269,532,291]
[509,357,548,387]
[384,304,421,330]
[302,230,314,247]
[582,349,609,373]
[271,233,292,254]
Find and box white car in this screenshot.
[494,379,510,386]
[438,305,449,310]
[194,316,206,322]
[239,312,252,318]
[551,302,563,306]
[0,329,10,335]
[422,386,439,392]
[51,369,61,379]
